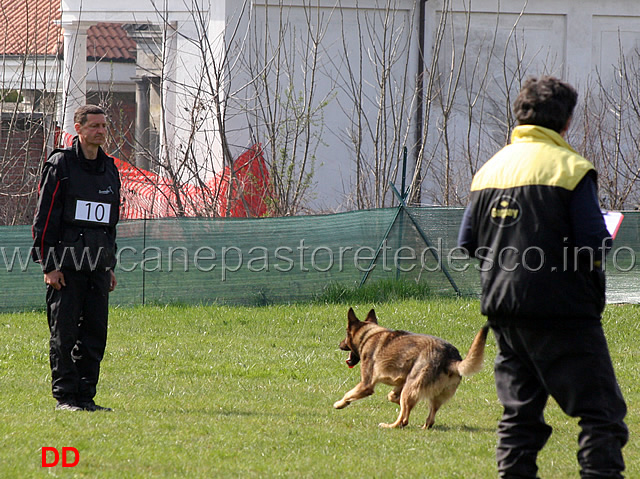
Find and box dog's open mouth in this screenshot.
[339,339,360,368]
[345,350,360,368]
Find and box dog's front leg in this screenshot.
[379,381,419,428]
[333,382,375,409]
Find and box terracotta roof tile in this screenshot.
[1,0,62,55]
[1,0,136,62]
[87,23,137,62]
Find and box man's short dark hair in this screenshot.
[513,76,578,133]
[74,105,106,126]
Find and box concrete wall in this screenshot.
[415,0,640,205]
[427,0,640,91]
[217,0,420,210]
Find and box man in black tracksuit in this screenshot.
[458,77,627,477]
[32,105,120,412]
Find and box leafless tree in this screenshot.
[333,0,417,209]
[0,0,60,225]
[573,44,640,210]
[239,1,331,215]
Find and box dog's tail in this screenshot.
[452,324,489,377]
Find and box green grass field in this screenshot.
[0,298,637,478]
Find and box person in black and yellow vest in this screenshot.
[458,77,627,478]
[32,105,120,412]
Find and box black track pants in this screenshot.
[492,324,628,479]
[46,269,110,403]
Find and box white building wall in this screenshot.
[217,0,420,210]
[419,0,640,205]
[429,0,640,91]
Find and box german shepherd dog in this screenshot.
[334,308,488,429]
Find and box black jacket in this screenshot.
[459,126,609,326]
[32,137,121,273]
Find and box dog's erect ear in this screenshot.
[347,307,359,326]
[365,309,378,324]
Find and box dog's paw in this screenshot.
[387,391,401,404]
[379,422,401,429]
[333,399,349,409]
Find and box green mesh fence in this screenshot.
[605,211,640,304]
[1,207,639,313]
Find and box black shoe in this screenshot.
[77,401,113,412]
[55,401,83,411]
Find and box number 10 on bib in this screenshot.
[75,200,111,224]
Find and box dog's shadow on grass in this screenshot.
[430,424,494,433]
[217,408,270,418]
[146,407,273,418]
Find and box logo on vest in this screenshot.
[489,196,521,227]
[98,186,114,195]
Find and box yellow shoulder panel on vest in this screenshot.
[471,126,595,191]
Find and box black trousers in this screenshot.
[492,324,628,479]
[46,269,110,403]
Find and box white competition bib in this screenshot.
[74,200,111,224]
